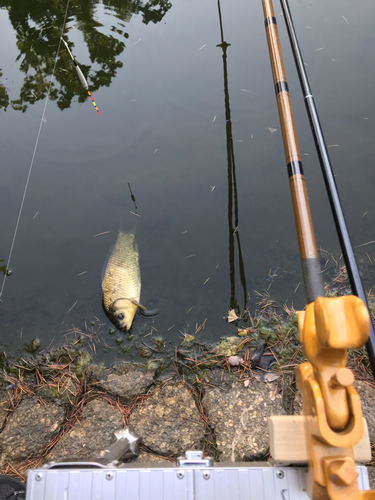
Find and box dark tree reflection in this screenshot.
[0,0,171,112]
[217,0,248,314]
[0,71,10,111]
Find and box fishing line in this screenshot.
[0,0,70,300]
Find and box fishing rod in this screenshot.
[261,0,324,305]
[61,37,101,116]
[278,0,375,375]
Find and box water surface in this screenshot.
[0,0,374,362]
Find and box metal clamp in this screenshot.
[176,451,214,467]
[46,426,141,470]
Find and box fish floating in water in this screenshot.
[102,231,146,331]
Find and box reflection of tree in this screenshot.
[217,0,248,314]
[0,71,10,111]
[138,0,172,24]
[0,0,171,112]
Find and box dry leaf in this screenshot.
[227,309,238,322]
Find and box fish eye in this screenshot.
[117,313,124,320]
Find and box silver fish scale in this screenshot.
[102,232,141,310]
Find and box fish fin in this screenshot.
[132,236,139,255]
[132,299,147,311]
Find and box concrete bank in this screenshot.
[0,363,374,488]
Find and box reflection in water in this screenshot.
[0,71,10,111]
[217,0,248,314]
[0,0,171,112]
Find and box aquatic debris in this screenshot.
[226,309,238,323]
[102,231,146,332]
[74,353,91,377]
[153,337,165,349]
[146,360,161,371]
[67,300,78,313]
[139,346,151,358]
[354,240,375,249]
[237,327,253,337]
[94,231,110,238]
[267,265,279,281]
[227,355,243,366]
[214,337,242,356]
[181,334,195,346]
[0,260,11,276]
[24,338,40,354]
[268,127,277,134]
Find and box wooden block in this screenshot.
[268,416,371,463]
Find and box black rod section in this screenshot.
[280,0,375,375]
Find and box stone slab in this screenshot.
[354,380,375,445]
[47,399,123,462]
[129,384,205,456]
[101,365,154,400]
[135,451,172,464]
[0,397,64,464]
[203,379,286,461]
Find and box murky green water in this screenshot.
[0,0,374,362]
